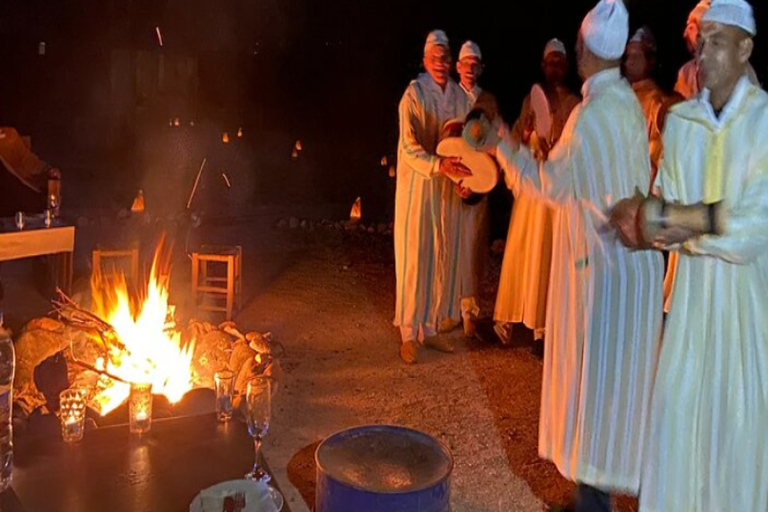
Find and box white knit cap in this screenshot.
[688,1,712,26]
[701,0,756,35]
[459,41,482,61]
[424,30,449,54]
[580,0,630,60]
[629,26,657,52]
[543,38,567,58]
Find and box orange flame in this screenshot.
[90,238,195,415]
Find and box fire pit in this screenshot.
[12,243,279,431]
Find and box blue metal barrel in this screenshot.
[315,425,453,512]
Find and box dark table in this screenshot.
[0,413,291,512]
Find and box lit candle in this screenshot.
[60,388,87,443]
[129,383,153,435]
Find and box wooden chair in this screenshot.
[191,245,242,321]
[92,247,140,286]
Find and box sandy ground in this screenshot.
[1,212,640,512]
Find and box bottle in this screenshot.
[0,312,15,492]
[47,169,62,218]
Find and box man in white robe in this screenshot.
[492,1,664,509]
[676,1,711,99]
[452,40,497,338]
[511,39,581,147]
[624,26,680,184]
[676,0,758,99]
[612,2,768,510]
[394,30,472,364]
[495,38,580,348]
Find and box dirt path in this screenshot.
[228,229,539,511]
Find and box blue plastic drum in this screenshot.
[315,425,453,512]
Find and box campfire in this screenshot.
[12,241,278,425]
[84,247,195,415]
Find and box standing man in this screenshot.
[612,2,768,511]
[495,38,580,347]
[676,1,711,99]
[394,30,471,364]
[453,40,497,337]
[624,26,680,183]
[676,0,758,99]
[512,39,581,147]
[493,1,664,510]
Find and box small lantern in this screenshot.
[222,132,230,144]
[295,140,303,151]
[131,190,145,213]
[350,197,362,222]
[237,127,244,138]
[380,156,388,167]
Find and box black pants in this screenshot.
[574,484,611,512]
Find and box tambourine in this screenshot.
[435,114,499,194]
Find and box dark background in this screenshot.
[0,0,764,222]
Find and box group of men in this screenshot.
[394,0,768,511]
[393,31,494,363]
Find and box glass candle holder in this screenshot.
[214,370,235,422]
[129,383,153,435]
[59,388,87,443]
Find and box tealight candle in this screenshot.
[59,388,87,443]
[129,383,153,435]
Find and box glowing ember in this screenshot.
[90,243,195,416]
[155,26,164,47]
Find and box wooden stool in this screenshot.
[191,245,242,321]
[92,247,140,286]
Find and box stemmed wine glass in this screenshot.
[245,377,272,482]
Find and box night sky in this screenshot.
[0,0,765,218]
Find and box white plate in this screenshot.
[189,479,284,512]
[530,84,552,143]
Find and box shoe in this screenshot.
[424,337,454,353]
[531,341,545,359]
[438,317,461,333]
[460,297,480,338]
[400,341,418,364]
[463,316,477,338]
[493,322,512,345]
